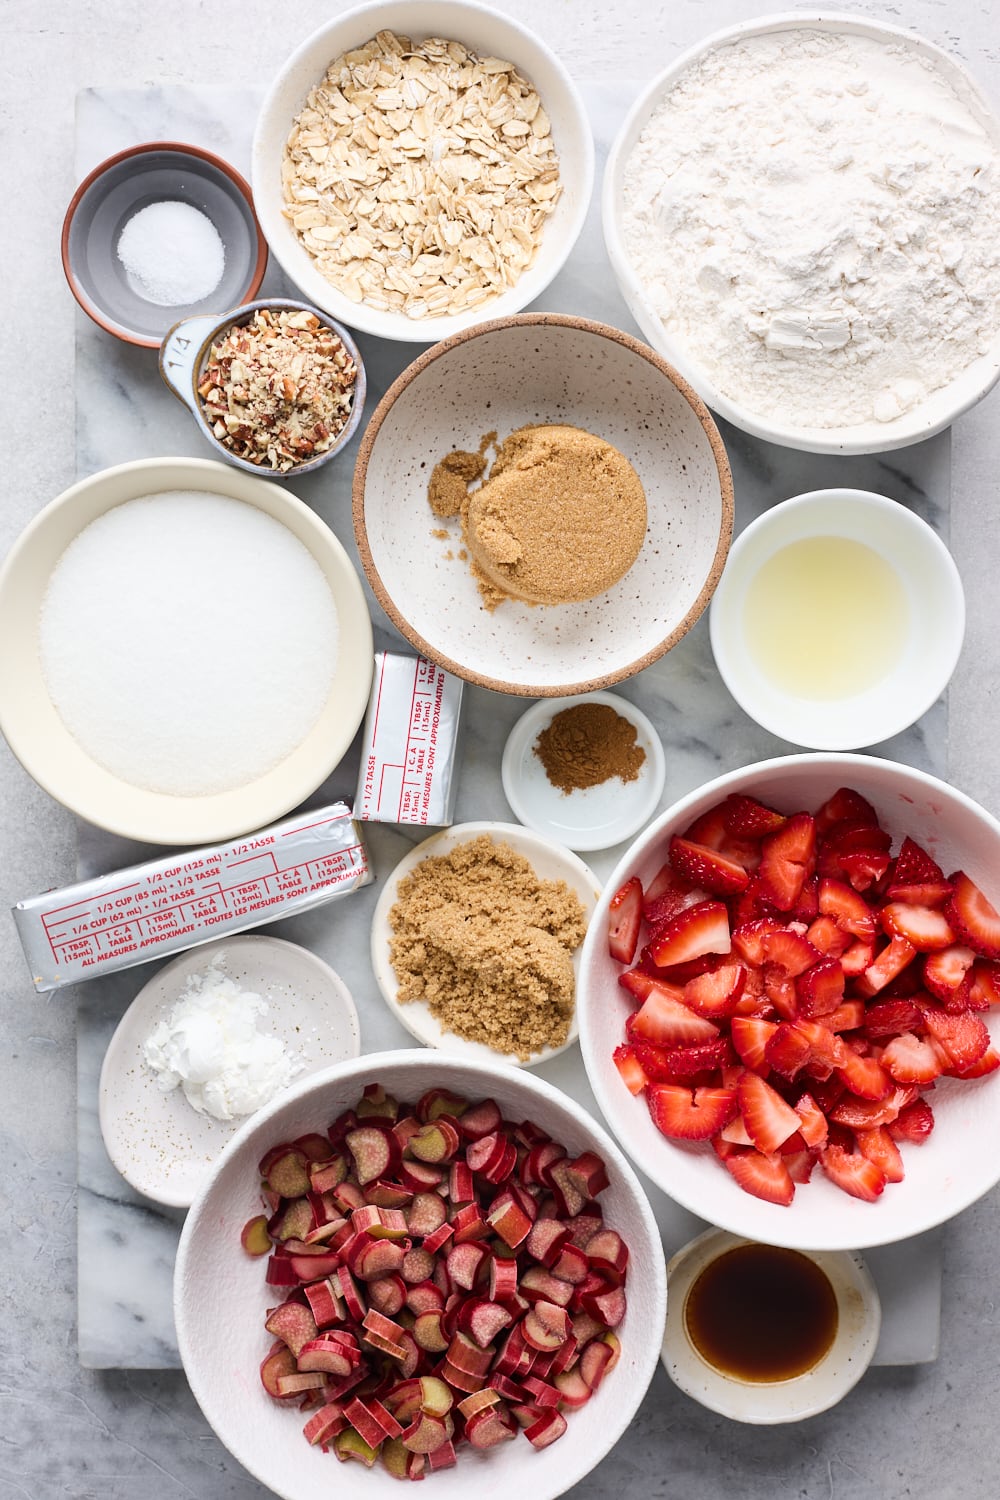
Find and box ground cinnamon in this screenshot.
[534,702,646,794]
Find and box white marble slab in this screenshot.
[76,84,949,1369]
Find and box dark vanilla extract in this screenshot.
[684,1243,838,1382]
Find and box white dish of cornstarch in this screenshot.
[39,491,339,796]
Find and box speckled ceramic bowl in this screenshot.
[353,314,734,696]
[62,141,267,348]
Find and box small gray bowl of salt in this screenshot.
[61,141,267,348]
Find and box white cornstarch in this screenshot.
[143,960,301,1121]
[39,492,339,796]
[621,29,1000,429]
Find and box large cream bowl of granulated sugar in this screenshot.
[603,13,1000,454]
[0,457,373,844]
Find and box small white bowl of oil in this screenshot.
[708,488,964,750]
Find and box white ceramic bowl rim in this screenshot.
[578,751,1000,1251]
[602,10,1000,454]
[252,0,595,342]
[353,311,735,695]
[708,487,966,750]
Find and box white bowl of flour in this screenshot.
[604,13,1000,454]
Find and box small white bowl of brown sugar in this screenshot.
[159,297,365,475]
[370,822,602,1066]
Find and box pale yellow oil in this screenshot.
[742,535,909,700]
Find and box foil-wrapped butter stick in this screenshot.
[355,653,464,826]
[13,801,371,993]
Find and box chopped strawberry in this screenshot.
[723,794,787,838]
[764,1022,812,1080]
[969,959,1000,1008]
[923,944,976,1003]
[814,787,878,835]
[758,813,816,911]
[817,878,876,941]
[730,1016,777,1074]
[630,987,719,1048]
[854,1127,905,1184]
[835,1045,893,1101]
[890,836,945,887]
[820,1144,886,1201]
[767,1020,815,1080]
[643,860,703,920]
[806,914,852,958]
[633,1037,732,1081]
[880,902,956,952]
[919,1004,991,1072]
[783,1150,817,1185]
[731,916,785,967]
[840,937,878,977]
[887,1098,935,1144]
[794,1092,829,1150]
[728,878,781,927]
[669,835,750,895]
[612,1045,648,1096]
[952,1045,1000,1079]
[829,1083,915,1130]
[763,966,798,1020]
[796,956,845,1018]
[736,1071,803,1153]
[618,967,682,1004]
[790,877,820,923]
[722,1149,795,1206]
[887,839,952,907]
[879,1032,943,1086]
[945,872,1000,959]
[647,900,731,968]
[719,1115,754,1147]
[683,963,746,1018]
[647,1084,737,1141]
[762,929,821,977]
[682,803,730,850]
[824,1000,865,1032]
[862,997,925,1039]
[855,936,919,997]
[607,876,643,965]
[794,1019,849,1070]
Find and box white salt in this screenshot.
[116,200,225,306]
[39,491,340,796]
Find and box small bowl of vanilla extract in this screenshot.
[662,1230,881,1423]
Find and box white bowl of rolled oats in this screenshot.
[159,298,366,476]
[252,0,593,341]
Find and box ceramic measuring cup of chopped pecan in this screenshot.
[159,297,366,477]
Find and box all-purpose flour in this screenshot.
[621,29,1000,429]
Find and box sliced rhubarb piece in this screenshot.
[240,1214,271,1257]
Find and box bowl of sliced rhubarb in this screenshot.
[175,1050,665,1497]
[578,753,1000,1251]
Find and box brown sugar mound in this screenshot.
[387,834,587,1060]
[463,424,647,605]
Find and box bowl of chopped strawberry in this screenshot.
[578,753,1000,1251]
[175,1050,666,1498]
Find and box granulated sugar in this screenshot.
[39,491,339,795]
